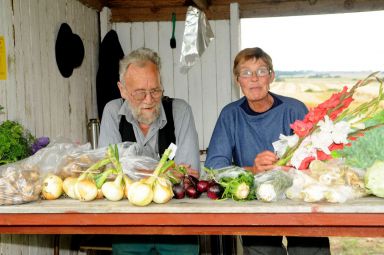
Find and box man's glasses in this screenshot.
[131,88,164,101]
[238,67,271,78]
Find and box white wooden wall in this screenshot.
[109,15,240,150]
[0,0,99,253]
[0,0,99,144]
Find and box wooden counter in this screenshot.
[1,195,384,237]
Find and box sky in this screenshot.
[241,10,384,72]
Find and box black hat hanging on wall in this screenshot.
[55,23,85,78]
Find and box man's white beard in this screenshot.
[127,101,161,125]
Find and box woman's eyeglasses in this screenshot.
[238,67,271,78]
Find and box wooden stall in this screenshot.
[1,196,384,237]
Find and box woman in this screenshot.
[205,47,330,255]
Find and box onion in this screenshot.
[127,145,176,206]
[128,180,153,206]
[152,177,173,204]
[101,173,124,201]
[123,174,133,198]
[74,177,98,201]
[41,174,63,200]
[63,176,78,199]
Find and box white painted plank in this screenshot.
[230,3,241,101]
[0,0,14,122]
[83,6,99,131]
[158,21,175,98]
[215,20,233,112]
[100,7,112,41]
[131,22,145,50]
[38,0,53,137]
[30,0,44,137]
[12,0,27,127]
[71,1,85,142]
[144,22,159,52]
[10,234,29,254]
[201,22,218,149]
[54,0,69,139]
[187,58,204,150]
[114,23,131,55]
[173,21,188,102]
[29,235,53,255]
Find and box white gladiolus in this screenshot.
[290,137,316,169]
[273,134,299,158]
[318,115,334,133]
[311,130,334,154]
[332,121,351,144]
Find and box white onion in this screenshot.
[128,181,153,206]
[101,179,124,201]
[74,178,98,202]
[63,176,78,199]
[42,174,63,200]
[152,177,173,204]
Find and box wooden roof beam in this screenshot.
[192,0,210,10]
[111,5,229,22]
[78,0,105,11]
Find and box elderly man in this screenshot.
[99,47,200,255]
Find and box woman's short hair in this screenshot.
[233,47,274,77]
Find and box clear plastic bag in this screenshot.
[285,159,368,203]
[254,168,293,202]
[0,142,91,205]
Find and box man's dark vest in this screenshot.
[119,97,176,156]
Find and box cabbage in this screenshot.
[364,161,384,197]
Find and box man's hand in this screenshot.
[252,150,278,174]
[171,164,200,179]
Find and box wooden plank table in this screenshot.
[0,195,384,237]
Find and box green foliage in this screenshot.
[220,171,255,201]
[0,120,36,165]
[332,126,384,169]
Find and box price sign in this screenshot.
[0,36,7,80]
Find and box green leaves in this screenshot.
[332,126,384,169]
[0,120,35,165]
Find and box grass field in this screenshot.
[330,237,384,255]
[270,76,381,108]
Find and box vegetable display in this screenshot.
[205,166,255,201]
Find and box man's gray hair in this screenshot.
[119,47,161,83]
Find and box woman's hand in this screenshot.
[252,150,278,174]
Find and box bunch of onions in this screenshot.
[128,144,176,206]
[63,153,111,201]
